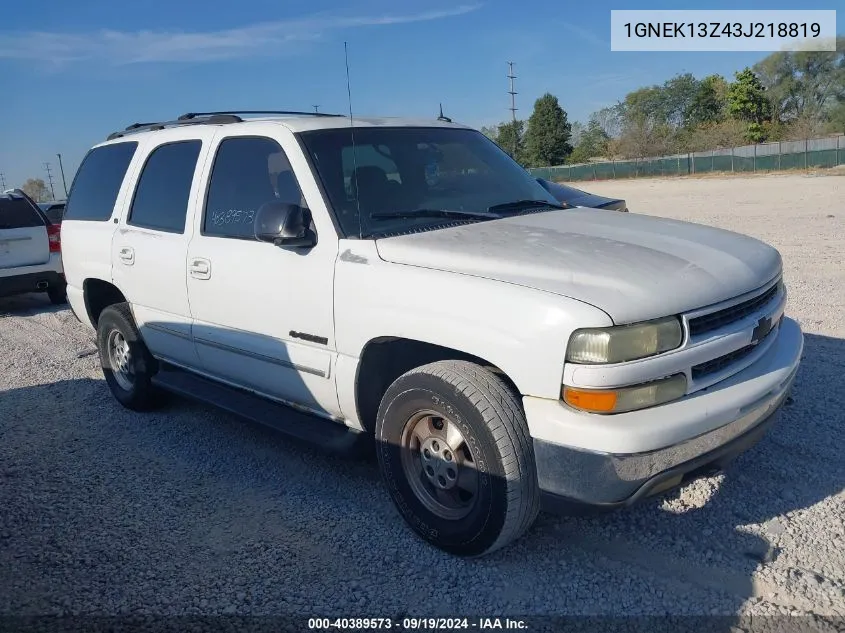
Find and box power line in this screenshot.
[43,162,56,200]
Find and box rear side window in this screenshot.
[0,198,44,229]
[203,136,305,239]
[128,141,202,234]
[64,142,137,221]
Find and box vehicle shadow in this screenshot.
[0,293,67,317]
[0,332,841,629]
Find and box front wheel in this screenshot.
[96,303,161,411]
[375,360,540,556]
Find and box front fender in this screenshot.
[334,241,613,400]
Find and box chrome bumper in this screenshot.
[536,365,798,510]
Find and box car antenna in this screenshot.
[437,103,452,123]
[345,41,363,239]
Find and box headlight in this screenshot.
[566,317,683,364]
[563,374,687,414]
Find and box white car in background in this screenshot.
[0,189,66,304]
[60,111,803,556]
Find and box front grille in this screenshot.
[692,345,756,379]
[691,315,780,379]
[688,282,779,337]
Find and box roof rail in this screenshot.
[106,110,345,141]
[106,113,243,141]
[178,110,345,120]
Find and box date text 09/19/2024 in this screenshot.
[307,617,528,630]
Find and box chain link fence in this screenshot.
[528,135,845,182]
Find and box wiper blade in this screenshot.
[369,208,497,220]
[487,199,565,213]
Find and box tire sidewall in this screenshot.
[96,307,153,408]
[376,373,510,556]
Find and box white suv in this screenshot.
[61,111,803,556]
[0,189,66,304]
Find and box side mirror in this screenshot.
[254,201,316,248]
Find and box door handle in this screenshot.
[189,258,211,280]
[118,247,134,265]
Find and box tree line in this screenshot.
[484,38,845,168]
[18,178,53,202]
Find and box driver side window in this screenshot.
[203,136,306,240]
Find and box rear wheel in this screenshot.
[96,303,161,411]
[376,360,540,556]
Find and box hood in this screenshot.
[374,209,782,324]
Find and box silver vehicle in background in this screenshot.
[0,189,66,304]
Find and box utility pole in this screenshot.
[313,105,320,113]
[56,153,68,198]
[507,62,518,158]
[507,61,518,122]
[0,173,6,190]
[43,162,56,200]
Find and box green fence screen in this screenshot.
[528,136,845,183]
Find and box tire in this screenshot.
[375,360,540,556]
[96,302,161,411]
[47,282,67,305]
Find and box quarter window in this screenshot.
[204,137,305,239]
[128,141,202,234]
[64,142,137,221]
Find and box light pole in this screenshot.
[56,153,68,198]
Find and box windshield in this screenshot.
[298,127,560,238]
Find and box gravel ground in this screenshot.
[1,174,844,623]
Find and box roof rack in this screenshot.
[178,110,344,120]
[106,114,242,140]
[106,110,344,141]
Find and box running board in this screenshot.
[151,365,370,456]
